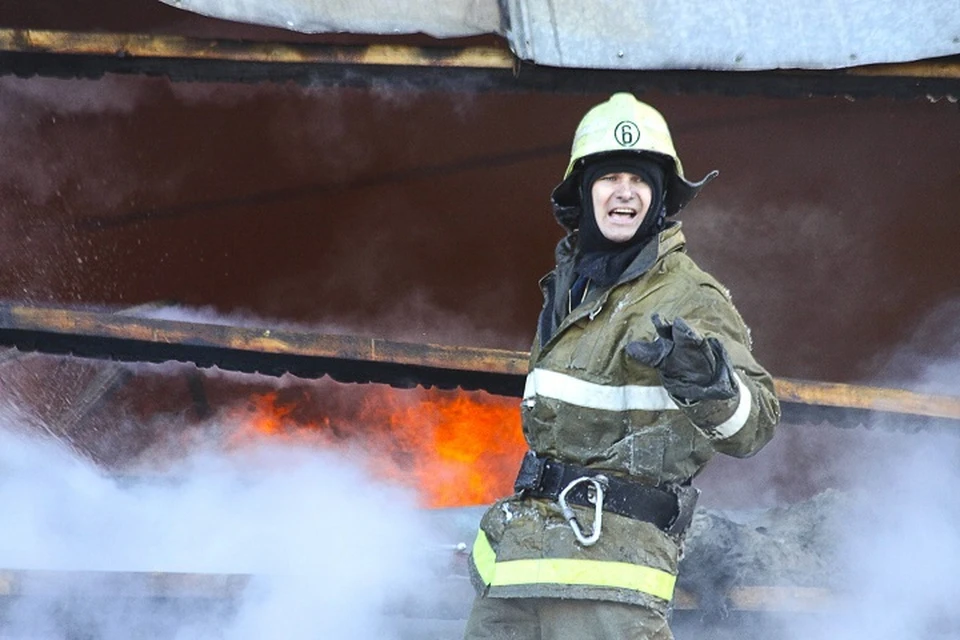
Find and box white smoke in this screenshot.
[808,319,960,639]
[692,326,960,638]
[0,75,161,210]
[783,427,960,640]
[768,336,960,640]
[0,407,454,639]
[867,297,960,396]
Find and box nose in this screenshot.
[614,177,635,200]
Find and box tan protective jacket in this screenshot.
[470,223,780,612]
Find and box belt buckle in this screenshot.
[666,484,700,536]
[514,451,547,495]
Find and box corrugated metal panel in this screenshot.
[504,0,960,70]
[158,0,960,70]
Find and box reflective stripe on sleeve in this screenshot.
[708,372,752,440]
[523,369,679,412]
[471,530,677,602]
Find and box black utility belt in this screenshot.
[513,451,697,535]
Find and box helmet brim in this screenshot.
[665,168,719,217]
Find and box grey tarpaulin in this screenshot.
[158,0,501,38]
[158,0,960,70]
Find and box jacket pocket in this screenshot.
[626,426,669,485]
[521,399,557,454]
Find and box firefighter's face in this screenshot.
[591,172,652,243]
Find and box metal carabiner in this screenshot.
[558,475,608,547]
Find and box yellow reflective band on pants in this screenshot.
[472,530,677,602]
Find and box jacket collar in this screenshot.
[555,221,686,286]
[538,223,687,350]
[621,221,686,282]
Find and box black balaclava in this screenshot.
[574,154,667,288]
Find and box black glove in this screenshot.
[625,314,737,402]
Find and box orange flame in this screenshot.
[227,386,526,508]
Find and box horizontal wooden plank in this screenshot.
[0,28,515,68]
[1,29,956,99]
[0,568,831,612]
[1,303,958,426]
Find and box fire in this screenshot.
[227,385,527,508]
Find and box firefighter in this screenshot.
[463,93,780,639]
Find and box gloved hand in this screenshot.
[625,314,737,402]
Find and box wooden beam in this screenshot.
[0,302,529,396]
[0,303,529,375]
[1,28,957,99]
[774,378,960,422]
[674,585,833,612]
[0,569,249,599]
[847,59,960,79]
[0,28,515,69]
[0,303,958,428]
[0,567,832,612]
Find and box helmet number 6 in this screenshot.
[614,121,641,147]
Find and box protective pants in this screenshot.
[462,596,673,640]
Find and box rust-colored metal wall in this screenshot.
[1,1,958,389]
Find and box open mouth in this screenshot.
[609,207,638,219]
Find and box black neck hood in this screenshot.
[574,155,667,286]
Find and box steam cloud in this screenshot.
[0,75,157,210]
[3,303,959,639]
[0,407,453,639]
[814,333,960,640]
[784,427,960,640]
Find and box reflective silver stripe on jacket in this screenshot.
[523,368,752,440]
[709,372,752,440]
[523,368,679,411]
